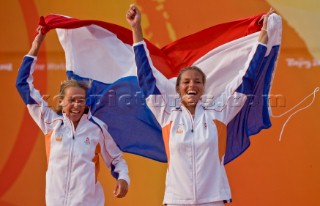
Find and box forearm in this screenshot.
[132,24,143,43]
[258,8,275,44]
[258,28,268,44]
[27,32,45,56]
[27,41,41,56]
[113,158,130,185]
[127,4,143,43]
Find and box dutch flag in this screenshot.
[39,12,282,164]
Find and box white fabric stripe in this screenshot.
[26,56,48,107]
[141,42,177,96]
[191,33,261,106]
[266,14,282,116]
[167,13,281,114]
[56,25,136,83]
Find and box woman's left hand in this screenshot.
[114,179,129,198]
[258,8,276,44]
[261,8,275,30]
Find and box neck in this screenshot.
[73,122,79,130]
[184,104,196,115]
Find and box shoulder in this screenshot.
[88,115,108,131]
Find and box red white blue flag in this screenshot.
[40,13,282,164]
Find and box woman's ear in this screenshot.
[176,86,180,95]
[58,98,64,107]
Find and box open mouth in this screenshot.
[187,91,197,95]
[70,110,80,114]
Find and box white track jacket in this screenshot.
[16,55,130,206]
[133,41,267,204]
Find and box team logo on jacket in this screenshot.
[84,137,91,145]
[55,133,63,142]
[176,123,185,134]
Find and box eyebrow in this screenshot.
[68,96,86,99]
[182,78,202,81]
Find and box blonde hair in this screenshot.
[55,79,90,114]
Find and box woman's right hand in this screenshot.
[126,4,141,29]
[28,26,46,56]
[34,26,46,44]
[126,4,144,43]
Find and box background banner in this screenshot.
[1,0,319,205]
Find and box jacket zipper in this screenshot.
[185,107,197,201]
[185,108,194,133]
[63,120,76,206]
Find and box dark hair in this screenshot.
[176,66,206,88]
[55,79,90,114]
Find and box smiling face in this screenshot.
[59,86,86,126]
[176,67,206,112]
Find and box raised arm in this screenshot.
[28,26,46,56]
[258,8,275,44]
[126,4,173,126]
[126,5,160,98]
[16,26,46,104]
[126,4,143,43]
[212,9,279,124]
[16,27,61,134]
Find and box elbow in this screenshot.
[16,78,23,94]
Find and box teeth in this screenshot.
[187,91,196,95]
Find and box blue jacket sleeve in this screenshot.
[133,41,161,98]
